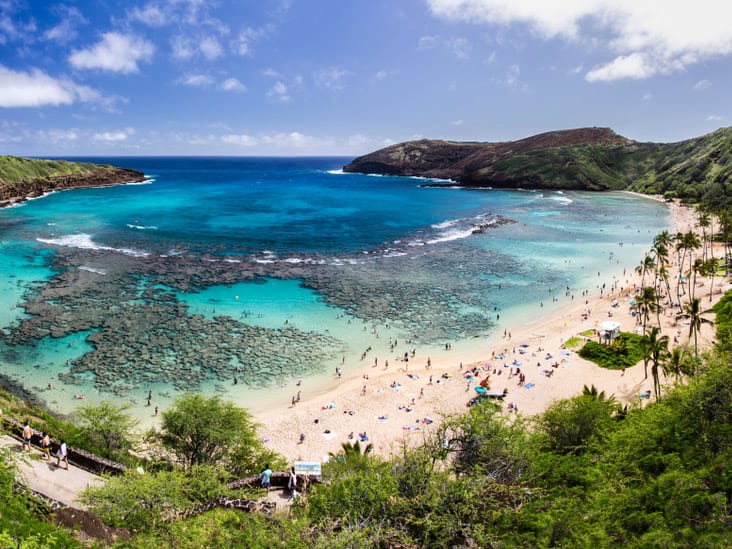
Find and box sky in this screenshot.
[1,0,731,157]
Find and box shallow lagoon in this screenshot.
[0,158,671,419]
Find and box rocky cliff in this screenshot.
[0,156,146,207]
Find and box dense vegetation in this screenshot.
[579,332,645,369]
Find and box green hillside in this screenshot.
[0,156,104,185]
[345,127,732,212]
[0,156,145,203]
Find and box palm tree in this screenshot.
[704,257,720,303]
[666,346,689,382]
[327,440,374,473]
[635,255,655,289]
[689,258,704,302]
[678,297,714,362]
[652,230,672,297]
[635,286,660,379]
[675,231,701,306]
[644,326,670,399]
[635,286,660,330]
[696,207,711,261]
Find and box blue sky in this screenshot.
[1,0,730,156]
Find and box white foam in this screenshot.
[548,194,573,204]
[127,224,158,230]
[424,227,476,245]
[37,233,149,257]
[79,265,107,275]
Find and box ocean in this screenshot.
[0,156,671,419]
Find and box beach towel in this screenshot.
[524,382,535,389]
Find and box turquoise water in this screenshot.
[0,157,671,418]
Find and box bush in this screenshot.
[578,332,644,369]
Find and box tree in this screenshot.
[327,440,375,476]
[75,400,139,458]
[436,401,530,482]
[635,255,655,289]
[158,394,260,469]
[537,394,618,455]
[678,297,714,361]
[643,327,670,399]
[635,286,660,379]
[675,231,701,306]
[666,346,693,381]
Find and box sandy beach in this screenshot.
[253,197,725,463]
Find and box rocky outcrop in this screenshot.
[0,165,146,207]
[343,127,631,184]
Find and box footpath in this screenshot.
[1,434,105,509]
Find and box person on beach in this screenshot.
[56,440,68,470]
[22,421,32,451]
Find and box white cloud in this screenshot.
[314,67,349,91]
[94,128,135,142]
[693,79,711,90]
[233,26,267,56]
[199,36,223,60]
[447,37,471,59]
[220,78,246,92]
[260,131,332,149]
[222,134,258,146]
[706,114,723,121]
[44,5,88,44]
[504,63,520,86]
[418,35,439,50]
[586,52,653,82]
[267,81,290,102]
[179,73,215,87]
[171,35,194,59]
[643,92,653,101]
[418,34,471,59]
[44,128,80,144]
[128,4,168,27]
[451,119,464,126]
[426,0,732,82]
[69,32,154,74]
[0,65,100,108]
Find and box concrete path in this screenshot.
[1,435,105,509]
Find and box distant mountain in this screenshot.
[0,156,145,207]
[343,127,732,210]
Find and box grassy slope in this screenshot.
[0,156,108,185]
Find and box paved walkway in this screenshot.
[1,435,105,509]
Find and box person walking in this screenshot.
[56,440,68,470]
[288,466,298,499]
[41,432,51,460]
[22,421,32,451]
[260,464,272,491]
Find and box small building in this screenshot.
[600,321,621,342]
